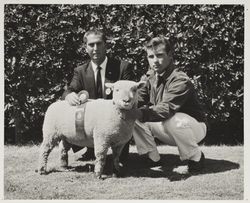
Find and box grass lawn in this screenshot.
[4,144,243,200]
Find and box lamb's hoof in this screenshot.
[112,171,123,178]
[37,169,48,175]
[60,161,68,168]
[59,166,71,172]
[60,162,69,168]
[94,172,104,180]
[112,173,118,178]
[112,167,124,178]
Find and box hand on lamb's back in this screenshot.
[65,90,89,106]
[78,90,89,104]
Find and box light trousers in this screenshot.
[133,112,207,161]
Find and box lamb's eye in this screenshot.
[132,87,137,92]
[115,88,119,92]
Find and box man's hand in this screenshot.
[65,92,80,106]
[78,90,89,104]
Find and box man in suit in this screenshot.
[62,29,134,164]
[134,36,207,172]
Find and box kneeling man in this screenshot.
[135,36,207,173]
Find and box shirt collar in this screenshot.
[156,71,165,78]
[155,62,175,79]
[91,56,108,72]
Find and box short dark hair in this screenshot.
[144,36,172,55]
[83,29,106,44]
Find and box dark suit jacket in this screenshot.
[62,57,134,100]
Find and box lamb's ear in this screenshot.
[105,82,114,89]
[137,81,146,89]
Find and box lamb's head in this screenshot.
[105,80,145,110]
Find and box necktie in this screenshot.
[96,66,103,98]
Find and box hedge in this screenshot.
[4,4,244,145]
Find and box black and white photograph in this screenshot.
[2,1,248,200]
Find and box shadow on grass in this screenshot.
[45,152,240,181]
[45,163,95,175]
[123,153,240,181]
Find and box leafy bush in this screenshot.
[4,4,244,144]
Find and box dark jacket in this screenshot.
[62,57,134,100]
[139,64,206,123]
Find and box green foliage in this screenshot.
[4,4,244,143]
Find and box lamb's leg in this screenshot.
[59,139,71,168]
[111,144,125,177]
[38,134,60,175]
[93,136,109,179]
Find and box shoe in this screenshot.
[188,152,205,173]
[77,148,95,161]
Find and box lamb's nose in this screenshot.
[123,98,131,103]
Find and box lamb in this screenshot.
[37,80,145,179]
